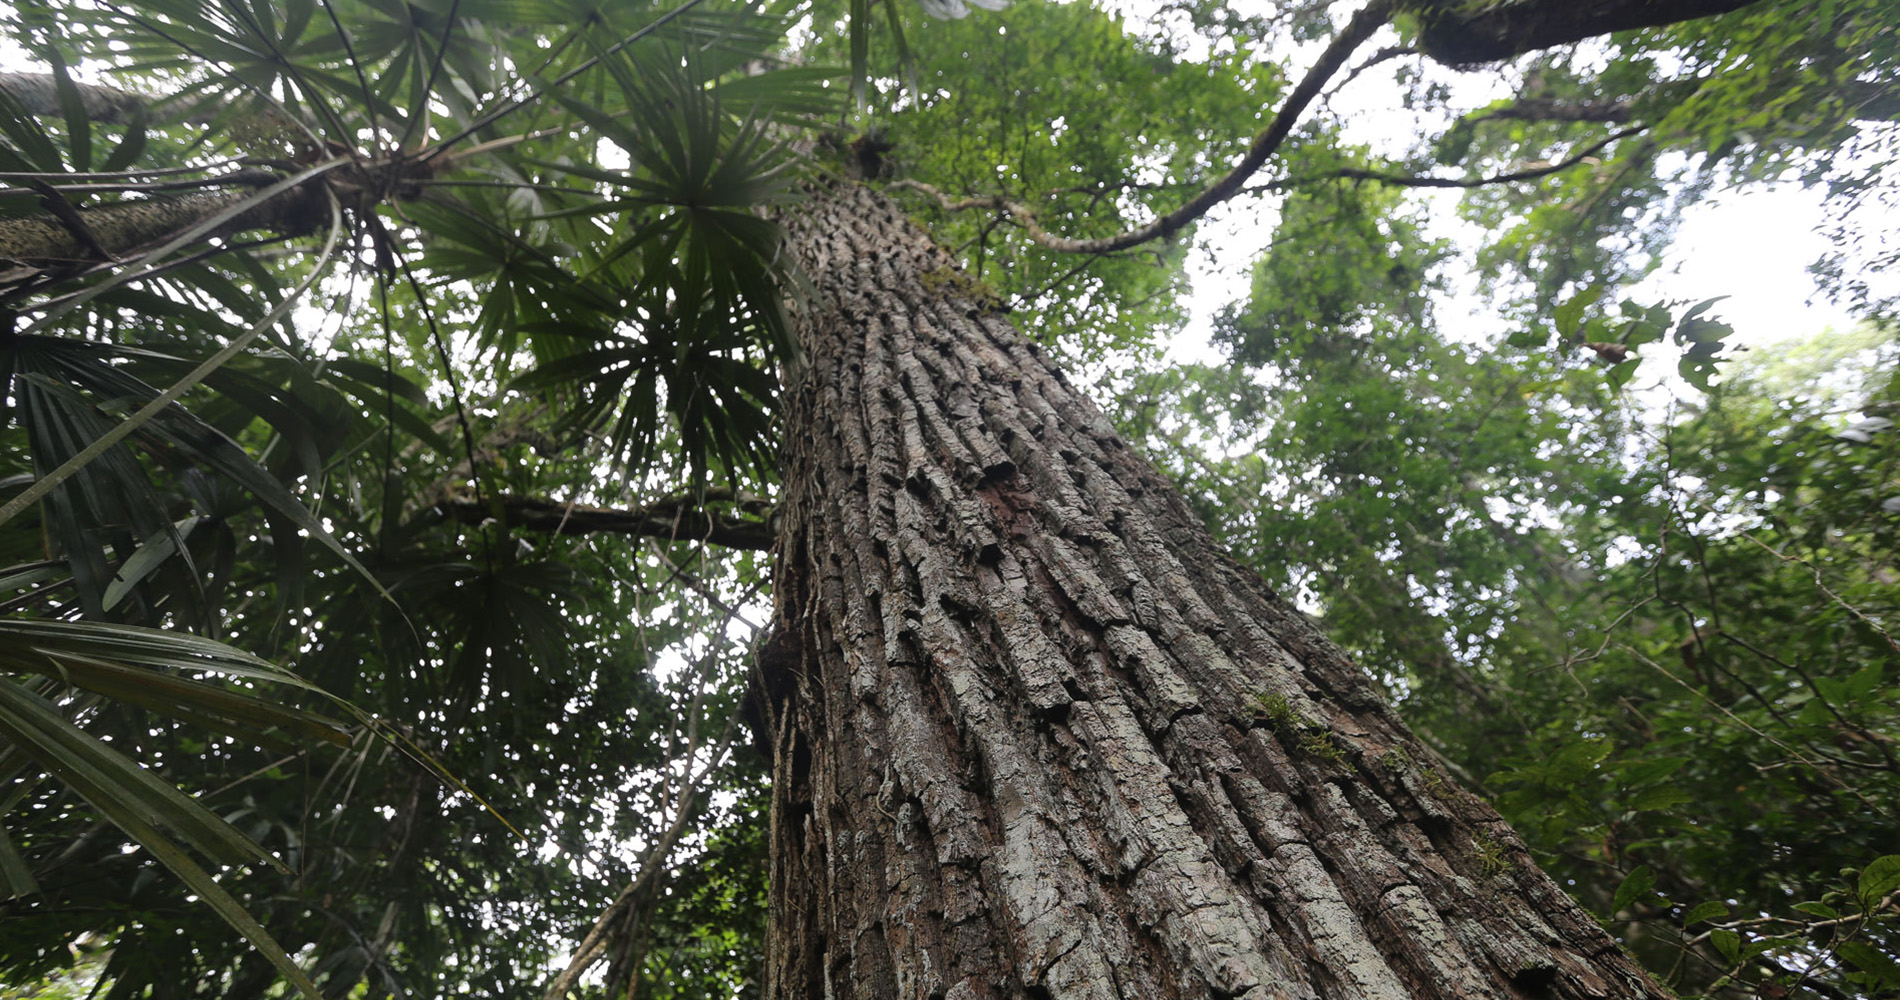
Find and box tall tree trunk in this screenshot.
[759,177,1668,1000]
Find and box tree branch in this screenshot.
[0,186,329,266]
[1473,79,1899,127]
[1846,81,1900,122]
[893,0,1396,256]
[0,71,149,124]
[919,125,1644,242]
[1325,44,1417,101]
[1410,0,1769,66]
[435,493,775,550]
[1472,97,1636,124]
[1270,126,1645,192]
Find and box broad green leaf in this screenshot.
[1553,284,1604,339]
[1710,928,1741,963]
[1837,941,1900,990]
[1860,855,1900,907]
[1613,865,1655,913]
[1683,901,1728,927]
[1626,785,1694,812]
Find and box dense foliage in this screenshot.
[0,0,1894,997]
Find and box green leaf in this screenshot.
[1507,328,1551,349]
[97,104,148,173]
[44,48,92,173]
[1710,928,1741,963]
[1613,865,1655,913]
[86,775,325,999]
[1860,854,1900,907]
[1617,756,1689,788]
[1679,296,1729,324]
[1791,901,1838,920]
[0,677,276,870]
[1837,941,1900,990]
[1553,284,1604,339]
[103,515,200,611]
[1626,785,1694,812]
[1683,901,1729,927]
[0,821,37,900]
[0,619,354,745]
[0,73,65,171]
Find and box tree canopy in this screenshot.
[0,0,1895,997]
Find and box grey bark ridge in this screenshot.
[759,178,1671,1000]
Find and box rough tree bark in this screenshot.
[756,178,1671,1000]
[1410,0,1766,65]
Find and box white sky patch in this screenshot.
[1626,183,1870,346]
[1170,197,1277,365]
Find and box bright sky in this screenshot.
[1135,3,1898,378]
[1171,176,1892,407]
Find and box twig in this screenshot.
[890,0,1395,255]
[1255,126,1645,194]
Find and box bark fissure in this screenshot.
[762,178,1668,1000]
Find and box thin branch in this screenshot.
[375,213,492,570]
[435,493,775,550]
[1325,43,1415,101]
[1261,126,1646,193]
[1731,529,1900,658]
[1471,97,1636,124]
[890,0,1395,256]
[542,711,742,1000]
[907,123,1642,256]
